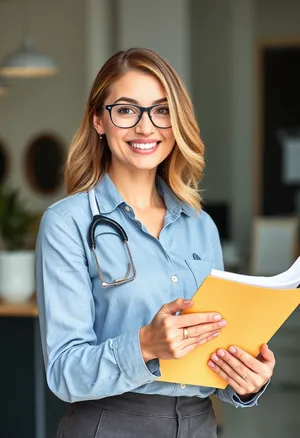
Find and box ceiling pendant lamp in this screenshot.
[0,0,58,78]
[0,35,58,78]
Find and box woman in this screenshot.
[35,48,275,438]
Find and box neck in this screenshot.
[108,164,163,210]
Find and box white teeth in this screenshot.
[129,142,158,150]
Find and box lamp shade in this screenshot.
[0,36,58,78]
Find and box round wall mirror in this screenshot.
[0,140,8,185]
[25,133,66,194]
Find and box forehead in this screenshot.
[106,69,167,105]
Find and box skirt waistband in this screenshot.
[83,392,212,419]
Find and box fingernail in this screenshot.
[218,349,225,357]
[214,314,222,321]
[229,346,237,354]
[212,354,218,361]
[212,331,220,337]
[265,344,269,350]
[208,361,215,368]
[218,320,227,327]
[183,299,191,304]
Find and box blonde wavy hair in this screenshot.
[65,48,205,210]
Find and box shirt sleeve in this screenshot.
[35,208,158,403]
[215,380,270,408]
[207,215,270,408]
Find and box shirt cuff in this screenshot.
[113,329,161,385]
[231,379,270,408]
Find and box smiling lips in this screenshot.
[127,140,160,153]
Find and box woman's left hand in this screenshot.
[208,343,275,398]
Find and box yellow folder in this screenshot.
[159,275,300,389]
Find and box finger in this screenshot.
[228,345,274,376]
[181,330,221,353]
[185,329,221,345]
[175,312,223,328]
[210,350,257,388]
[208,360,249,395]
[186,320,227,337]
[161,298,194,315]
[259,344,276,366]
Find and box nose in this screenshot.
[135,111,155,136]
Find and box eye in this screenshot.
[155,106,170,115]
[116,105,138,116]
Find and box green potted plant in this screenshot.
[0,188,37,302]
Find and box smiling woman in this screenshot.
[35,48,273,438]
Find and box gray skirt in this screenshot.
[56,392,217,438]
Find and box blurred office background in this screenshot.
[0,0,300,437]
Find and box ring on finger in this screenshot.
[183,327,189,340]
[242,372,248,380]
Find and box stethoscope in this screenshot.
[88,189,136,288]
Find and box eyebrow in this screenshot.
[113,97,168,105]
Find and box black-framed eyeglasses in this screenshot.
[104,103,172,129]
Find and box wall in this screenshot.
[115,0,191,90]
[0,0,190,214]
[86,0,117,93]
[190,0,300,256]
[2,0,300,251]
[190,0,232,202]
[0,0,86,212]
[190,0,255,255]
[256,0,300,38]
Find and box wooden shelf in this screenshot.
[0,297,38,317]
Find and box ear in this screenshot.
[93,114,104,135]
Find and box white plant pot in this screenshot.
[0,250,35,303]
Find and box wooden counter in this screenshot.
[0,297,38,317]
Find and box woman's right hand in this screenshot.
[139,298,226,362]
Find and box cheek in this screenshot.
[105,126,129,150]
[164,128,175,142]
[164,131,176,150]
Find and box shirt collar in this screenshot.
[94,173,194,217]
[94,173,125,214]
[156,176,194,217]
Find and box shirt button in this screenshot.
[171,275,178,283]
[180,384,186,389]
[124,206,131,212]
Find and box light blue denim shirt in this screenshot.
[35,173,267,407]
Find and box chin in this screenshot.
[129,162,159,171]
[127,156,164,171]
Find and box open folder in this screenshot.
[159,257,300,389]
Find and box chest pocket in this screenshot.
[185,259,213,290]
